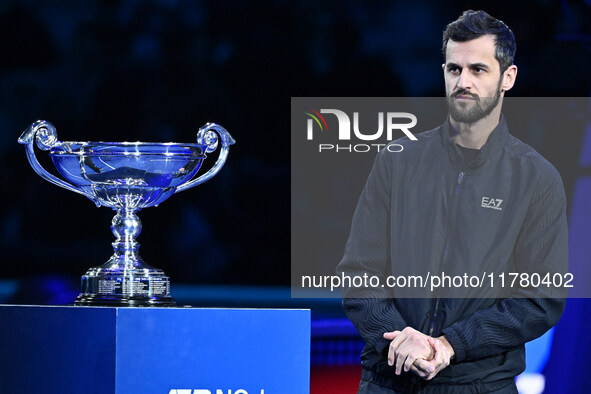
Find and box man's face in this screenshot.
[444,35,503,124]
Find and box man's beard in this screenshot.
[447,78,502,124]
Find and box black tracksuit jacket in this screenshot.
[337,116,568,393]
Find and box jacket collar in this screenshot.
[440,114,510,170]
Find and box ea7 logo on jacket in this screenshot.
[481,197,503,211]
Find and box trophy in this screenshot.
[18,120,234,307]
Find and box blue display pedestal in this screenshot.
[0,305,310,394]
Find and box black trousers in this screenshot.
[358,380,404,394]
[357,379,519,393]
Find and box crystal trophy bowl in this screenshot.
[18,120,235,307]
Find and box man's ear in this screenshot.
[501,65,518,92]
[441,63,446,71]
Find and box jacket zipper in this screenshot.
[428,170,465,337]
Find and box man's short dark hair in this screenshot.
[442,10,516,73]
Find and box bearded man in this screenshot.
[337,10,568,393]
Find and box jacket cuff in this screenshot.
[376,336,391,355]
[441,326,466,362]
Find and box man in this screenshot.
[337,10,568,393]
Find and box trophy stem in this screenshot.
[111,208,144,269]
[74,208,176,307]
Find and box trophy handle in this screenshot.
[175,123,235,193]
[18,120,94,201]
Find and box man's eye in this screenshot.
[448,67,460,74]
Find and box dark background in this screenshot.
[0,1,590,299]
[1,1,591,392]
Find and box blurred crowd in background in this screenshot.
[0,0,590,303]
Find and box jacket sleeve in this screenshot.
[441,164,568,362]
[337,148,408,354]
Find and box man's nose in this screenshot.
[456,69,472,90]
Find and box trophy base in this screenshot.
[75,267,176,307]
[74,294,176,307]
